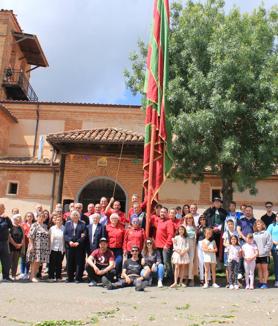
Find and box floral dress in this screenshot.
[27,222,50,263]
[172,235,190,264]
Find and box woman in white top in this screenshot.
[48,215,65,281]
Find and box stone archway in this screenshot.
[77,176,127,212]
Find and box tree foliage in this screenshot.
[124,0,278,207]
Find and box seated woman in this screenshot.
[141,238,164,288]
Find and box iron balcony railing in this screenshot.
[3,68,38,101]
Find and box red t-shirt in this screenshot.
[107,210,128,225]
[91,248,114,267]
[84,210,94,217]
[101,208,113,218]
[171,218,181,233]
[155,218,174,249]
[106,223,125,249]
[123,227,145,253]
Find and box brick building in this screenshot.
[0,10,277,216]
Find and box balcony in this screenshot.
[2,68,38,101]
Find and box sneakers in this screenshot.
[260,283,268,289]
[19,273,25,280]
[275,281,278,288]
[237,273,243,280]
[234,284,239,290]
[88,281,97,287]
[101,276,112,289]
[188,279,195,287]
[157,280,163,288]
[245,285,250,290]
[203,283,209,289]
[212,283,220,288]
[135,280,145,291]
[229,285,234,290]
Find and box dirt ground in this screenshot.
[0,281,278,326]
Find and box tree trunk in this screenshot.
[221,164,234,211]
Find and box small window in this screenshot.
[211,188,221,202]
[7,182,18,195]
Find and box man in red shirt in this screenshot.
[168,208,181,233]
[127,194,146,220]
[111,201,128,226]
[86,237,116,287]
[155,207,174,281]
[84,203,94,217]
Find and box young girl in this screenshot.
[222,219,238,287]
[226,235,241,289]
[253,220,272,289]
[202,227,220,289]
[183,213,196,286]
[196,215,207,286]
[171,225,189,288]
[242,234,258,290]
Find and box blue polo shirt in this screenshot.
[237,216,256,237]
[267,222,278,249]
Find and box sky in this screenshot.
[1,0,277,105]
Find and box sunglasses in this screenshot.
[131,249,139,252]
[266,205,272,208]
[146,242,152,245]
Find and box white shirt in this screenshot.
[50,225,65,252]
[91,224,97,243]
[193,213,200,227]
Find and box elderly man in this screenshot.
[34,204,43,219]
[85,203,95,217]
[64,210,87,283]
[86,213,106,255]
[0,204,13,281]
[86,237,116,287]
[63,202,75,221]
[74,203,89,225]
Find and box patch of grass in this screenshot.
[8,318,31,325]
[208,320,230,324]
[176,304,190,310]
[133,305,138,310]
[221,315,235,319]
[95,307,120,319]
[90,316,99,325]
[148,315,156,321]
[34,320,86,326]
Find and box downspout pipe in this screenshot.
[50,148,57,212]
[33,102,40,157]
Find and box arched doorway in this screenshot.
[77,177,127,212]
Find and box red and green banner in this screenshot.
[143,0,173,205]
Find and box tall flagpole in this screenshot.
[145,123,156,238]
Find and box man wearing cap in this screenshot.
[106,245,147,291]
[86,237,116,287]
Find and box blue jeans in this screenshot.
[20,255,30,275]
[272,249,278,282]
[140,263,164,282]
[110,248,123,277]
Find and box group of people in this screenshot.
[0,195,277,292]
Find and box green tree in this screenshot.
[125,0,278,209]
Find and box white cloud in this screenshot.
[1,0,276,103]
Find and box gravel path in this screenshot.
[0,282,278,326]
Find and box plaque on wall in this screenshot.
[97,157,108,167]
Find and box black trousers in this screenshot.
[49,250,64,279]
[86,264,117,283]
[0,240,11,279]
[66,246,85,281]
